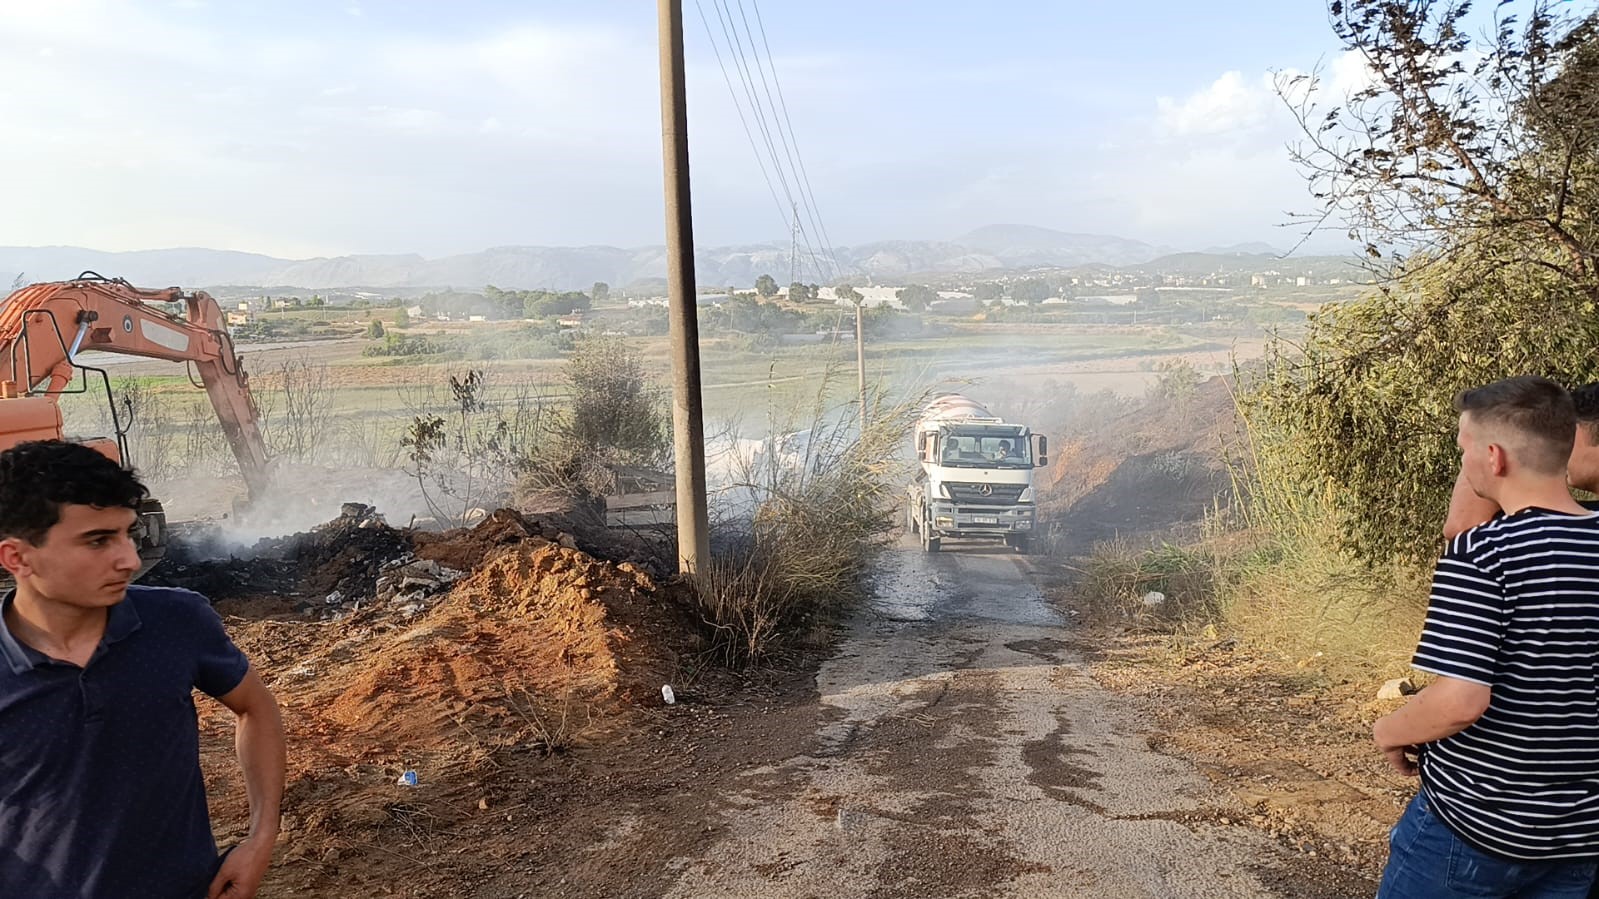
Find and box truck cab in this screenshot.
[908,405,1047,553]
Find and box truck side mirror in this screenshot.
[1034,434,1048,468]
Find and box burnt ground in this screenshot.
[186,524,1384,897]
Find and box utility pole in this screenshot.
[789,203,798,288]
[855,299,866,436]
[658,0,710,575]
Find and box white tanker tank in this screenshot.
[906,393,1047,553]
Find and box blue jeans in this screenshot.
[1378,790,1598,898]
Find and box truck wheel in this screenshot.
[922,523,940,553]
[1010,536,1030,555]
[907,503,918,533]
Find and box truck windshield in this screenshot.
[938,431,1031,468]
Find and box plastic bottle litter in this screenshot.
[396,770,418,787]
[661,685,676,705]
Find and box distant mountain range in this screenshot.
[0,225,1353,293]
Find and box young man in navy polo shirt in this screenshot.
[1376,377,1599,897]
[0,441,285,899]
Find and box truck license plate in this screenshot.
[973,516,998,525]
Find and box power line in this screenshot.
[731,0,833,278]
[740,0,843,277]
[709,0,831,281]
[692,0,792,241]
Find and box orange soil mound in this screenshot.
[410,508,555,572]
[281,539,696,759]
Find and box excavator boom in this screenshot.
[0,274,272,497]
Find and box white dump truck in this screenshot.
[905,394,1047,553]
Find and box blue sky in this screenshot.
[0,1,1372,258]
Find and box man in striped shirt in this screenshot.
[1377,376,1599,898]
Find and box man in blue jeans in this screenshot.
[1376,377,1599,897]
[0,441,285,898]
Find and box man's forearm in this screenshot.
[235,699,286,840]
[1374,678,1491,749]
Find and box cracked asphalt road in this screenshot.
[661,540,1369,898]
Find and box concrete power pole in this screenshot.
[789,203,798,288]
[855,299,866,436]
[658,0,710,575]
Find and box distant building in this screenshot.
[467,314,488,323]
[819,286,903,310]
[225,311,253,326]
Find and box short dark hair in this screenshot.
[1572,383,1599,438]
[0,441,148,544]
[1454,376,1576,475]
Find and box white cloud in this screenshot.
[0,4,682,255]
[0,4,1350,257]
[1155,70,1274,137]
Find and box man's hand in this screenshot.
[208,836,274,899]
[1381,743,1420,777]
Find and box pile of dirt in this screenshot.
[299,540,689,756]
[409,508,573,572]
[197,507,708,883]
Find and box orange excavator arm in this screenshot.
[0,274,272,498]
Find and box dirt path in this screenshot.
[642,541,1371,897]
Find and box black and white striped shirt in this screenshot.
[1415,506,1599,860]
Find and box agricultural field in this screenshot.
[53,308,1268,531]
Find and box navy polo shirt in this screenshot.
[0,586,250,899]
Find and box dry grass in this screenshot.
[1071,537,1225,627]
[1072,514,1430,686]
[691,373,919,664]
[1220,525,1429,682]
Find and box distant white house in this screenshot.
[628,294,729,308]
[467,314,488,323]
[819,286,904,310]
[405,305,425,318]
